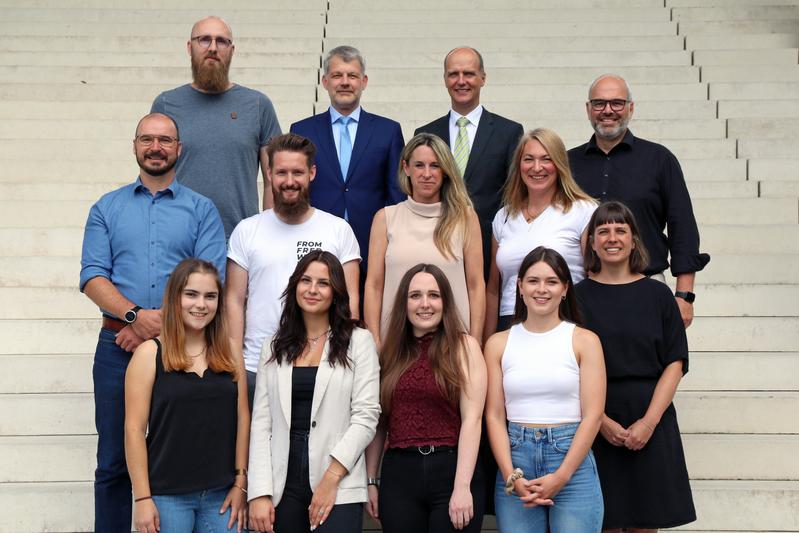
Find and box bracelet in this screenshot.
[234,468,248,477]
[504,468,524,495]
[233,485,247,494]
[639,419,655,432]
[367,477,380,487]
[134,495,152,503]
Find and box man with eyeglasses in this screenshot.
[80,113,227,532]
[151,16,282,237]
[568,74,709,328]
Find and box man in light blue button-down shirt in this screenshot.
[79,113,226,532]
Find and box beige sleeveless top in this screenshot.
[381,198,470,336]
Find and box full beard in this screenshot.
[191,55,230,93]
[273,186,311,220]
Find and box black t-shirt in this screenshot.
[147,339,238,494]
[291,366,319,432]
[575,277,689,380]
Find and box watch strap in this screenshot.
[674,291,695,304]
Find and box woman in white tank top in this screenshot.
[484,246,606,532]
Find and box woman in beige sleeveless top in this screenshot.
[364,133,485,347]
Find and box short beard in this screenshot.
[136,153,176,177]
[273,186,311,221]
[592,115,630,141]
[191,54,230,93]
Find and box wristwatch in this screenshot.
[674,291,696,304]
[124,305,142,324]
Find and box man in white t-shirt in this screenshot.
[225,133,361,406]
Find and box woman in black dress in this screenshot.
[575,201,696,531]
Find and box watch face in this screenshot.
[125,309,137,323]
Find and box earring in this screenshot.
[561,295,566,301]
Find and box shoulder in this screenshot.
[351,327,376,345]
[483,110,523,132]
[232,84,272,103]
[484,329,511,360]
[573,325,600,347]
[180,186,216,208]
[630,133,677,160]
[350,327,379,357]
[290,112,323,131]
[152,84,189,101]
[567,142,591,160]
[231,211,269,237]
[415,114,448,135]
[362,110,402,129]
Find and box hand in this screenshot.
[220,485,247,533]
[624,419,655,451]
[248,496,275,533]
[675,297,693,328]
[448,484,474,530]
[599,415,630,447]
[365,484,380,521]
[309,470,340,530]
[134,498,160,533]
[115,326,145,353]
[131,309,162,339]
[522,472,564,508]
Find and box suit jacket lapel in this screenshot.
[315,111,345,182]
[277,361,293,426]
[345,110,375,182]
[464,109,495,183]
[310,339,334,420]
[431,114,450,145]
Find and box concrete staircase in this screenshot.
[0,0,797,531]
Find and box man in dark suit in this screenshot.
[415,47,523,278]
[291,45,405,302]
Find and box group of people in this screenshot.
[79,14,711,533]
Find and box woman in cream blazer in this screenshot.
[248,251,380,533]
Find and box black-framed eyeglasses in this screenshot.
[191,35,233,50]
[135,135,178,147]
[589,99,629,112]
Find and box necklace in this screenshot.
[306,328,331,349]
[187,346,206,358]
[523,204,547,223]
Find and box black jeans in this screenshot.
[274,430,363,533]
[379,447,485,533]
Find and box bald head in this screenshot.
[588,74,633,102]
[444,46,485,74]
[190,16,233,39]
[135,113,179,139]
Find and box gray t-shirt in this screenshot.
[151,84,282,236]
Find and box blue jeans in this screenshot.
[153,486,243,532]
[494,422,603,533]
[93,327,133,532]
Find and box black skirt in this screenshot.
[593,379,696,529]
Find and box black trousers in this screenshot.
[379,447,485,533]
[274,430,363,533]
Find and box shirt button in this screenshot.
[311,421,317,428]
[151,284,155,288]
[345,188,349,192]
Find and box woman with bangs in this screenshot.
[365,264,487,533]
[364,133,485,348]
[485,128,596,342]
[575,201,696,531]
[125,258,249,533]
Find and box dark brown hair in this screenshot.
[379,264,467,414]
[513,247,582,326]
[266,133,317,170]
[160,258,237,377]
[270,250,356,368]
[583,201,650,274]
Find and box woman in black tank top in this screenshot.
[125,259,250,533]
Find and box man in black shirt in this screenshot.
[568,74,710,327]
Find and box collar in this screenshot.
[584,129,636,154]
[134,175,179,197]
[449,105,483,128]
[329,106,362,124]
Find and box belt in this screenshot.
[102,316,127,332]
[392,445,456,455]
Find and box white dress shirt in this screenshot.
[448,105,483,153]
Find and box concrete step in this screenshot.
[694,48,798,65]
[326,7,670,23]
[691,198,798,224]
[0,436,95,483]
[325,21,678,38]
[684,434,799,480]
[761,181,799,198]
[739,138,799,159]
[2,7,325,23]
[332,0,666,9]
[0,82,316,102]
[0,160,129,181]
[0,288,96,319]
[686,181,756,198]
[0,355,92,394]
[0,257,80,287]
[701,65,799,83]
[686,32,799,50]
[0,0,325,6]
[718,99,799,118]
[709,81,799,100]
[0,182,126,200]
[0,21,324,37]
[673,5,799,22]
[696,254,799,284]
[729,118,799,139]
[0,65,318,85]
[2,35,322,53]
[324,35,686,52]
[0,51,321,69]
[681,159,748,181]
[686,317,799,352]
[693,284,799,317]
[669,0,799,6]
[678,19,799,35]
[751,159,799,182]
[684,352,799,391]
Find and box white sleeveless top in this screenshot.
[502,321,581,424]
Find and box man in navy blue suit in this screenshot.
[291,45,404,306]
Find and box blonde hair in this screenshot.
[397,133,474,259]
[502,128,594,217]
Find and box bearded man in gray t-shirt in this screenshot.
[151,16,282,237]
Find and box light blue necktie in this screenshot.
[339,116,352,181]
